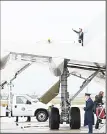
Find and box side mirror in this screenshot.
[26,100,31,104]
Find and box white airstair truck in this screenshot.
[0,52,105,130]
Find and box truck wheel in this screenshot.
[49,107,60,130]
[70,107,81,129]
[36,110,48,122]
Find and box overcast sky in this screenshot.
[1,1,105,96]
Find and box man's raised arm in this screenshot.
[72,28,79,33]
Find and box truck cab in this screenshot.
[11,94,49,122]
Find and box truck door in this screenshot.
[12,96,33,116]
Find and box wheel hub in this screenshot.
[38,113,46,121]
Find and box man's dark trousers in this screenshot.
[88,122,93,133]
[78,39,83,46]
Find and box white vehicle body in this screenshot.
[11,94,49,117]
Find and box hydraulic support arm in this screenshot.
[70,69,100,101]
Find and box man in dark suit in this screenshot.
[72,28,84,46]
[84,93,94,133]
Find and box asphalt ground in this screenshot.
[0,108,106,133]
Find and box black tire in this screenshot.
[95,119,99,129]
[49,107,60,130]
[36,110,48,122]
[69,107,81,129]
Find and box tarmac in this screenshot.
[0,108,106,133]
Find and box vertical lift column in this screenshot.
[60,59,70,123]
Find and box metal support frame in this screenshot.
[60,59,70,123]
[10,63,31,82]
[70,69,100,101]
[2,52,105,126]
[2,63,32,116]
[8,81,13,116]
[59,61,102,124]
[9,52,52,63]
[68,71,86,80]
[0,81,8,89]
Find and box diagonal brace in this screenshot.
[70,69,100,101]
